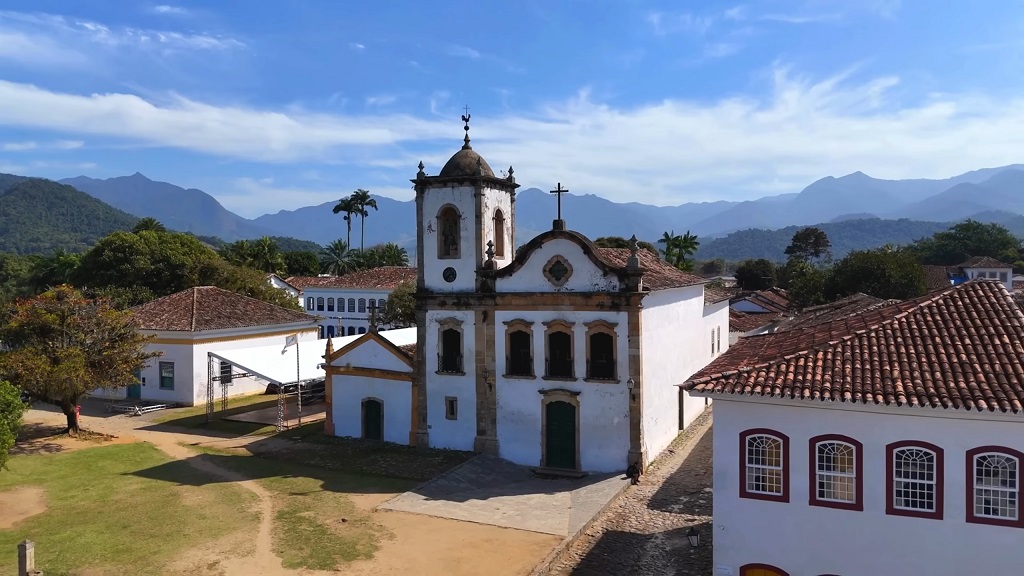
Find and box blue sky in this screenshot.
[1,1,1023,217]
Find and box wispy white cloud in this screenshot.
[4,67,1024,209]
[0,9,244,69]
[703,42,742,58]
[1,141,37,151]
[1,139,84,151]
[429,91,450,115]
[445,44,482,59]
[222,178,410,218]
[365,94,398,107]
[761,12,843,24]
[152,5,189,16]
[647,11,714,36]
[349,42,365,51]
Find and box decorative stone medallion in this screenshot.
[543,255,573,287]
[442,267,458,283]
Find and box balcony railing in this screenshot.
[437,353,464,374]
[586,360,617,381]
[505,356,534,377]
[545,357,575,379]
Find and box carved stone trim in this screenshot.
[543,255,574,287]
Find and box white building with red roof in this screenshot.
[323,119,729,473]
[682,280,1024,576]
[287,266,416,338]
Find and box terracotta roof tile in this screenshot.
[704,284,735,305]
[1014,280,1024,293]
[776,293,890,332]
[131,286,317,332]
[287,267,416,290]
[684,280,1024,414]
[731,288,792,314]
[595,248,705,291]
[959,256,1012,269]
[922,265,957,292]
[398,343,417,359]
[729,310,782,333]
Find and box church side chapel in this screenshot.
[324,115,730,472]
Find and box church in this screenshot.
[322,117,729,472]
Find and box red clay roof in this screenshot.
[704,284,736,305]
[922,265,957,292]
[731,288,792,314]
[287,267,416,290]
[595,248,705,291]
[959,256,1012,269]
[398,343,417,359]
[776,292,891,332]
[131,286,317,332]
[684,280,1024,413]
[729,310,782,333]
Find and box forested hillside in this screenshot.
[695,218,951,262]
[0,177,139,255]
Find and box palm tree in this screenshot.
[132,217,167,234]
[350,189,378,251]
[658,230,681,263]
[249,236,286,273]
[220,240,253,268]
[331,196,359,247]
[674,231,700,271]
[320,239,355,275]
[373,242,410,267]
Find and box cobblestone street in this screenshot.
[552,410,714,576]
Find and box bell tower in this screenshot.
[412,113,520,293]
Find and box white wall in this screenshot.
[424,309,478,451]
[965,268,1013,291]
[420,184,479,292]
[331,375,411,445]
[494,309,630,472]
[639,286,721,462]
[495,238,620,293]
[710,398,1024,576]
[479,185,514,267]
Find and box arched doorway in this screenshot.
[326,325,335,338]
[544,400,577,469]
[362,398,383,441]
[740,564,789,576]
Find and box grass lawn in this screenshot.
[149,393,279,436]
[0,443,258,576]
[188,445,416,571]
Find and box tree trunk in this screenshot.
[61,400,80,436]
[346,218,352,247]
[360,214,366,251]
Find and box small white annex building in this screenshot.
[684,280,1024,576]
[114,286,320,406]
[288,267,416,338]
[324,119,729,473]
[266,273,301,299]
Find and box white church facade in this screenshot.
[324,118,728,472]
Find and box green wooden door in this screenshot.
[545,401,577,469]
[362,399,383,441]
[127,370,142,399]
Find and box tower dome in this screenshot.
[437,112,495,178]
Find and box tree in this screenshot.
[734,258,778,290]
[28,250,81,293]
[220,240,254,268]
[698,259,727,276]
[593,236,657,252]
[0,254,32,306]
[785,227,832,263]
[283,251,320,276]
[132,217,167,234]
[911,219,1021,265]
[826,246,926,300]
[380,280,415,328]
[368,243,410,267]
[196,260,302,310]
[0,380,26,470]
[0,286,160,434]
[657,230,699,271]
[350,189,378,251]
[248,236,286,274]
[331,196,359,248]
[320,239,355,276]
[780,259,829,309]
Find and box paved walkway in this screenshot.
[552,410,714,576]
[380,454,629,536]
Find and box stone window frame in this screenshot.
[584,319,619,383]
[444,396,459,420]
[539,388,582,471]
[886,440,944,520]
[542,255,574,288]
[493,209,507,258]
[542,319,576,381]
[808,434,863,511]
[437,204,462,260]
[966,445,1024,528]
[739,428,789,503]
[436,317,466,376]
[503,318,536,379]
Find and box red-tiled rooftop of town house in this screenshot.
[595,248,706,291]
[959,256,1012,269]
[729,310,782,333]
[287,267,417,290]
[131,286,317,332]
[683,280,1024,413]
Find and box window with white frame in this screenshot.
[812,438,860,509]
[741,430,788,501]
[969,449,1020,524]
[892,444,937,510]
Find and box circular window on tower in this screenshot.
[543,255,573,288]
[442,267,458,283]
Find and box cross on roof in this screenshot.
[550,182,569,230]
